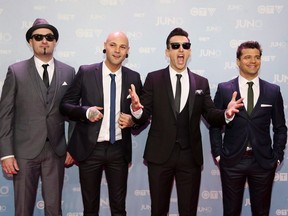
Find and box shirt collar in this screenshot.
[169,66,188,78]
[34,56,54,68]
[103,62,121,77]
[238,75,259,88]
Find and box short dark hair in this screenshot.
[166,27,190,49]
[236,41,262,59]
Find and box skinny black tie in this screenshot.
[247,81,254,115]
[42,64,49,88]
[175,74,182,113]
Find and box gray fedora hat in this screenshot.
[26,18,59,42]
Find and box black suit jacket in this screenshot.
[209,77,287,169]
[59,62,142,163]
[134,66,226,165]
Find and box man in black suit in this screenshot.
[209,41,287,216]
[0,18,75,215]
[129,27,243,216]
[60,31,142,216]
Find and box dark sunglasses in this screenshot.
[170,42,191,50]
[31,34,55,42]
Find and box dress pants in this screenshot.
[147,144,201,216]
[14,141,65,216]
[78,140,128,216]
[220,154,276,216]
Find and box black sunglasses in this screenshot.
[170,42,191,50]
[31,34,56,42]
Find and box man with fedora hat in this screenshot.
[0,18,75,215]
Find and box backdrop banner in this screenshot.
[0,1,287,215]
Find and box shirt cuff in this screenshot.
[130,104,143,119]
[224,111,235,123]
[1,155,14,161]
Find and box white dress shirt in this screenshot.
[34,56,54,84]
[238,75,259,110]
[169,66,189,112]
[97,63,122,142]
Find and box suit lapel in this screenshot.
[94,63,104,106]
[251,78,264,114]
[231,77,247,118]
[121,67,128,112]
[28,58,46,104]
[188,70,196,119]
[163,67,177,119]
[47,59,60,113]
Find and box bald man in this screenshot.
[60,32,142,216]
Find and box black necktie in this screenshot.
[42,64,49,88]
[247,81,254,115]
[109,74,116,144]
[175,74,182,113]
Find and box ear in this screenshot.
[236,58,240,67]
[165,48,170,58]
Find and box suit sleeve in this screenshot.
[209,84,225,158]
[0,67,16,157]
[271,88,287,162]
[59,67,89,122]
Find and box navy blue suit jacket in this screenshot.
[209,77,287,169]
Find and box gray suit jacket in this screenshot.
[0,57,75,159]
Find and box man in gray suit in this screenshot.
[0,18,75,216]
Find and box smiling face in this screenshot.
[237,48,261,80]
[104,32,129,72]
[165,35,191,72]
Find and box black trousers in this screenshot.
[78,141,128,216]
[220,155,277,216]
[147,144,201,216]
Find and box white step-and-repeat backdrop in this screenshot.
[0,0,287,215]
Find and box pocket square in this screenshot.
[261,104,272,107]
[195,89,203,95]
[62,81,68,86]
[127,94,131,99]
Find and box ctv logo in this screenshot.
[75,29,103,38]
[201,190,222,199]
[258,5,284,14]
[190,8,216,16]
[274,172,288,181]
[276,209,288,215]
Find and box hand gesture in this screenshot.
[226,91,244,118]
[129,84,143,112]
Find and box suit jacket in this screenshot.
[59,62,142,163]
[133,66,226,165]
[0,57,75,159]
[209,77,287,169]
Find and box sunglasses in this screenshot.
[170,42,191,50]
[31,34,56,42]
